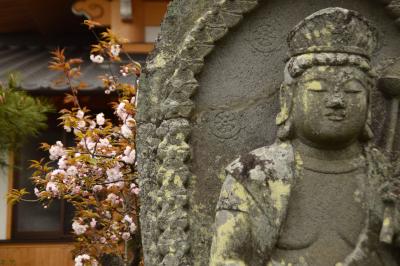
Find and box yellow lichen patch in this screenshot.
[305,80,322,91]
[164,190,172,200]
[279,142,289,149]
[326,22,335,31]
[313,30,321,38]
[150,94,158,104]
[326,66,334,72]
[173,175,183,186]
[308,45,318,51]
[321,25,333,35]
[305,33,312,40]
[161,169,174,186]
[276,104,289,125]
[152,53,167,68]
[299,256,307,264]
[301,54,314,61]
[301,89,309,113]
[220,185,229,198]
[218,168,226,182]
[360,60,369,69]
[211,259,246,266]
[353,189,361,203]
[268,180,290,212]
[335,263,344,266]
[383,217,391,227]
[321,28,330,35]
[232,182,251,212]
[176,132,186,141]
[169,245,176,253]
[295,152,303,178]
[210,211,247,266]
[166,143,189,155]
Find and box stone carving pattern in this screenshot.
[139,0,400,265]
[155,119,191,265]
[153,0,260,264]
[211,111,241,139]
[245,22,281,53]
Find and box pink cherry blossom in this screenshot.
[67,166,78,176]
[106,165,123,183]
[92,185,103,192]
[76,110,85,119]
[90,54,104,64]
[110,44,120,57]
[49,141,66,160]
[121,124,132,138]
[96,113,105,126]
[72,220,88,235]
[121,232,130,240]
[27,33,142,264]
[90,218,97,228]
[46,182,59,196]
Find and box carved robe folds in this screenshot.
[209,142,398,266]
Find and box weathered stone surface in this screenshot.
[137,0,400,265]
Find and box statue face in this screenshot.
[292,66,369,149]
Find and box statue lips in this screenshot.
[325,111,346,121]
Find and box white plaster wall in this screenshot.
[145,26,161,43]
[0,151,8,240]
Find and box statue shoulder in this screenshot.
[225,142,295,183]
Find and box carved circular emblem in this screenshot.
[211,111,241,139]
[246,23,281,54]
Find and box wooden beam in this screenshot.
[123,43,154,54]
[72,0,112,26]
[111,0,145,43]
[0,242,74,266]
[143,1,169,25]
[120,0,133,21]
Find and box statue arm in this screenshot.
[210,209,251,266]
[209,174,254,266]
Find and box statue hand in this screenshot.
[380,178,400,203]
[379,177,400,244]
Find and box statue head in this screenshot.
[276,7,378,149]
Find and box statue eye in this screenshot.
[303,80,327,92]
[343,80,365,93]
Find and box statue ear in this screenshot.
[277,117,294,140]
[276,83,293,126]
[360,95,374,141]
[360,120,374,141]
[276,83,294,140]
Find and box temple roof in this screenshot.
[0,40,146,95]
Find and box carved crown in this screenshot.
[287,7,378,59]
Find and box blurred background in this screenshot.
[0,1,168,265]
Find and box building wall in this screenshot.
[0,243,74,266]
[0,151,9,240]
[0,151,74,266]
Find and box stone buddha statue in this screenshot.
[209,8,399,266]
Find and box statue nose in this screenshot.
[326,93,345,109]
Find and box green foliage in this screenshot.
[0,74,54,151]
[7,188,29,205]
